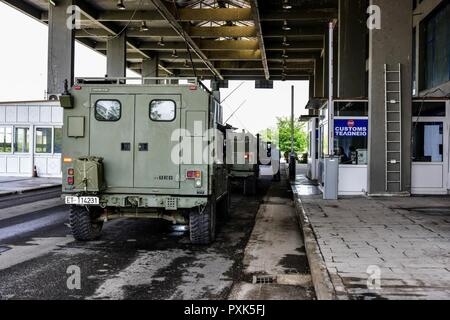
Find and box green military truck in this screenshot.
[59,77,229,244]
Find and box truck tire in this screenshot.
[69,206,103,241]
[243,176,257,196]
[189,200,216,245]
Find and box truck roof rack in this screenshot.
[74,76,213,97]
[75,77,199,85]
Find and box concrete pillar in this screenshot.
[142,55,159,84]
[315,57,324,97]
[309,75,315,98]
[368,0,412,194]
[309,75,317,116]
[107,33,126,78]
[47,0,75,97]
[210,80,221,101]
[338,0,367,98]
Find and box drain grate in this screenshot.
[252,275,277,285]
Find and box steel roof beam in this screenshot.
[250,0,269,80]
[260,9,338,21]
[149,0,223,80]
[188,26,257,38]
[49,8,337,23]
[0,0,42,20]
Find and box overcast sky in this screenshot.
[0,2,309,134]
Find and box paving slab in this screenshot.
[290,164,450,300]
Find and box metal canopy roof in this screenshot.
[2,0,338,81]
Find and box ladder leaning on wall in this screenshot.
[384,63,402,193]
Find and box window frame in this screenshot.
[0,126,13,154]
[94,99,122,122]
[149,99,177,122]
[35,126,54,155]
[13,126,31,154]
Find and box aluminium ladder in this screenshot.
[384,64,402,193]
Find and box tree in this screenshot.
[259,117,308,157]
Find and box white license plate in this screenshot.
[65,196,99,205]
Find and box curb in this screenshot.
[290,179,337,300]
[0,184,61,197]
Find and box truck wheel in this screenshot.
[69,206,103,241]
[243,176,257,196]
[189,200,216,245]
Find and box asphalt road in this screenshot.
[0,175,312,300]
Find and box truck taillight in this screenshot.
[67,177,74,185]
[186,170,202,179]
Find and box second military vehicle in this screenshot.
[60,77,229,244]
[227,131,277,195]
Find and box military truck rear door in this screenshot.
[134,95,181,189]
[90,94,135,188]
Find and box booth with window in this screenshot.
[316,99,369,195]
[411,99,450,194]
[0,101,63,177]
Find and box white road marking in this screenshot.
[0,198,64,222]
[0,237,73,271]
[88,250,187,300]
[0,211,67,241]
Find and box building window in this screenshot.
[335,101,368,117]
[412,101,446,117]
[35,127,52,154]
[412,122,443,162]
[95,100,121,121]
[54,127,62,154]
[423,2,450,90]
[334,119,369,165]
[14,127,30,153]
[150,100,176,121]
[0,127,12,153]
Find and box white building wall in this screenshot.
[0,101,63,177]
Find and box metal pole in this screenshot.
[328,21,335,156]
[289,85,296,180]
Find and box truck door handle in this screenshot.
[138,143,148,151]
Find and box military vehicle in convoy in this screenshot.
[227,131,279,195]
[59,77,229,244]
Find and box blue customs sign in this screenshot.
[334,119,368,138]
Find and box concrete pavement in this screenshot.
[0,177,61,195]
[291,164,450,300]
[229,167,314,300]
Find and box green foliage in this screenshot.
[259,117,308,155]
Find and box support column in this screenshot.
[107,33,127,78]
[309,75,315,98]
[142,55,159,84]
[368,0,412,194]
[315,57,324,97]
[338,0,367,98]
[47,0,74,97]
[210,80,221,102]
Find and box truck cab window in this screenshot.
[95,100,121,121]
[150,100,176,121]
